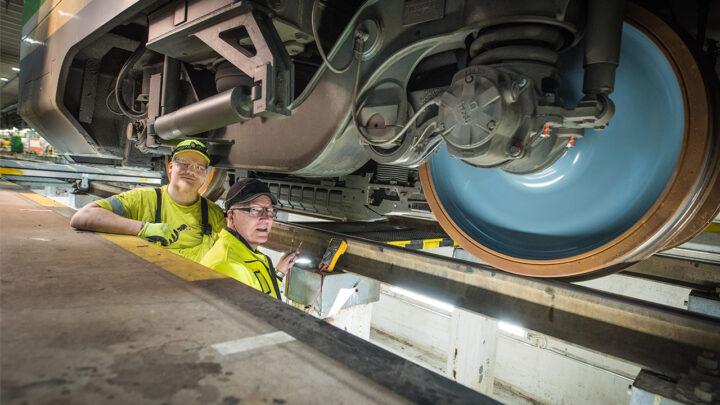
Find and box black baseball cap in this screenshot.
[225,178,278,209]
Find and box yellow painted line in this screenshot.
[17,188,225,282]
[706,223,720,233]
[387,240,411,248]
[98,234,227,282]
[20,191,67,207]
[0,168,24,176]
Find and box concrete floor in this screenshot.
[0,183,492,404]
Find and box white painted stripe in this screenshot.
[212,331,295,356]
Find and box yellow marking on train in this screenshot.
[388,238,455,250]
[98,233,227,282]
[0,168,24,176]
[422,238,443,249]
[705,223,720,233]
[20,192,66,207]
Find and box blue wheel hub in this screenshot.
[427,23,684,260]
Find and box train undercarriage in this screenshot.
[18,0,720,277]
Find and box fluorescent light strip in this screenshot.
[498,321,528,338]
[388,286,455,312]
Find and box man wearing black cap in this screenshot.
[200,178,296,299]
[70,139,225,262]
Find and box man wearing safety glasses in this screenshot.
[200,178,296,299]
[70,139,225,262]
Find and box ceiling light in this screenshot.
[11,67,20,72]
[0,78,9,82]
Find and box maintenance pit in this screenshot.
[2,175,719,404]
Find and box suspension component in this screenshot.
[437,3,623,174]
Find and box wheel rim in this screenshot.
[419,5,715,277]
[199,167,227,202]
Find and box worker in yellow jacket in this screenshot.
[70,139,225,262]
[201,178,297,299]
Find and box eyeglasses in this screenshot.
[229,206,278,219]
[172,158,208,175]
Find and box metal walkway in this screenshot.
[0,183,491,404]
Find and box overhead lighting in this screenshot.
[0,78,9,82]
[11,67,20,72]
[388,286,455,312]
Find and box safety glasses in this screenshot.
[172,158,209,175]
[228,206,278,219]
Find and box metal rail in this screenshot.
[266,221,720,379]
[0,158,161,186]
[623,255,720,289]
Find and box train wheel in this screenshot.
[419,4,719,277]
[199,167,228,202]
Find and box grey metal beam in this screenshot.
[622,255,720,289]
[78,59,100,124]
[266,221,720,379]
[1,169,161,185]
[0,158,161,186]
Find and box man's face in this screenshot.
[167,152,208,193]
[227,195,275,247]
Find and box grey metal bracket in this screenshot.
[79,174,90,192]
[630,358,720,404]
[688,288,720,319]
[192,10,293,118]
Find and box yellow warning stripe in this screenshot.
[422,238,443,249]
[98,234,227,282]
[387,238,458,249]
[20,191,67,207]
[0,168,24,176]
[705,222,720,233]
[18,188,226,282]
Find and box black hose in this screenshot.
[114,43,148,120]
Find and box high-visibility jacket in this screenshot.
[200,228,281,299]
[95,186,225,262]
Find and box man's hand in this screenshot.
[275,251,298,277]
[137,223,188,246]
